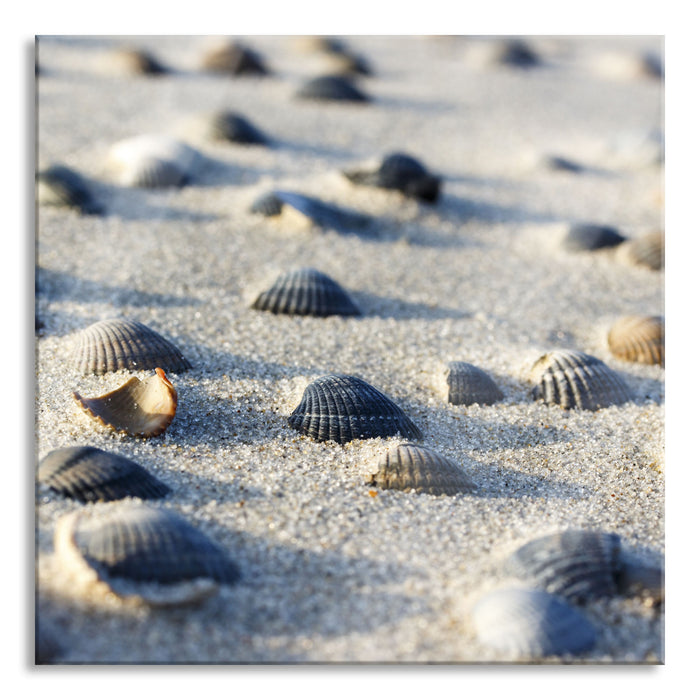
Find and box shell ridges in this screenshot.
[445,361,503,406]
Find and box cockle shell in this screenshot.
[445,361,503,406]
[252,267,361,317]
[617,231,664,271]
[37,446,171,503]
[186,111,269,145]
[73,368,178,438]
[73,318,192,375]
[200,41,269,76]
[104,47,169,76]
[343,153,441,203]
[295,74,370,102]
[470,587,597,658]
[288,374,422,444]
[36,165,104,215]
[503,530,664,603]
[368,442,477,495]
[562,223,626,252]
[530,350,633,410]
[54,503,240,606]
[608,315,664,366]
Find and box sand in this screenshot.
[33,34,665,666]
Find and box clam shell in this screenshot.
[490,38,542,68]
[200,41,269,76]
[471,587,596,658]
[608,315,664,366]
[73,368,178,438]
[188,111,269,145]
[445,361,503,406]
[288,374,422,444]
[617,231,664,270]
[530,350,633,410]
[252,267,361,317]
[369,443,477,495]
[73,318,192,375]
[54,503,240,606]
[295,75,370,102]
[37,446,171,503]
[562,223,626,252]
[105,47,169,75]
[36,165,104,215]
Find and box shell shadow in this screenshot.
[351,290,472,321]
[615,369,664,407]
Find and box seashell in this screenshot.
[503,530,664,603]
[368,442,477,495]
[608,315,664,366]
[288,374,422,444]
[36,165,104,215]
[106,135,201,188]
[470,587,596,658]
[562,223,627,252]
[200,41,268,76]
[252,267,361,317]
[186,110,269,145]
[468,38,542,69]
[37,445,171,503]
[445,361,504,406]
[343,153,441,203]
[616,231,664,271]
[54,503,240,606]
[73,318,192,375]
[295,74,370,103]
[543,155,585,173]
[35,617,64,664]
[321,50,372,77]
[73,368,178,438]
[529,350,633,411]
[104,47,169,76]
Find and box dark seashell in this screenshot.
[288,374,422,444]
[492,38,541,68]
[617,231,664,271]
[369,443,477,495]
[200,41,268,76]
[108,47,169,75]
[343,153,441,203]
[73,318,192,375]
[562,223,627,252]
[73,368,178,438]
[252,267,361,317]
[530,350,633,411]
[35,617,64,664]
[295,74,370,102]
[37,446,171,502]
[194,111,269,145]
[471,587,597,658]
[445,361,503,406]
[36,165,104,215]
[504,530,664,603]
[608,315,664,366]
[544,155,585,173]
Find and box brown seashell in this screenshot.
[200,41,268,76]
[73,368,177,438]
[616,231,664,271]
[608,315,664,366]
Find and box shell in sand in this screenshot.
[444,361,503,406]
[608,315,664,366]
[295,74,369,102]
[36,165,104,215]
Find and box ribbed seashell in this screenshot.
[617,231,664,271]
[54,503,240,606]
[186,111,269,145]
[529,350,633,410]
[73,318,192,375]
[107,135,201,188]
[295,75,370,103]
[562,223,626,252]
[104,47,169,76]
[369,443,477,495]
[288,374,422,444]
[252,267,361,317]
[36,165,104,215]
[503,530,664,603]
[73,368,178,438]
[608,315,664,366]
[343,153,441,203]
[470,587,597,658]
[200,41,268,76]
[445,361,504,406]
[37,446,171,502]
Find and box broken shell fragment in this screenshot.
[608,315,664,366]
[73,368,178,438]
[295,74,370,102]
[288,374,422,444]
[445,361,503,406]
[616,231,664,270]
[36,164,104,215]
[37,445,171,503]
[562,223,626,252]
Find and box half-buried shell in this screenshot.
[185,110,269,145]
[445,361,503,406]
[103,47,169,76]
[608,315,664,366]
[295,74,370,102]
[73,368,178,438]
[562,223,627,252]
[616,231,664,271]
[200,40,269,76]
[288,374,422,444]
[36,164,104,215]
[37,445,171,502]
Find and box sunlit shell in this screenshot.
[252,267,360,317]
[104,47,169,76]
[186,111,269,145]
[470,587,597,658]
[295,74,370,102]
[37,446,171,502]
[343,153,441,203]
[503,530,664,603]
[36,165,104,215]
[608,315,664,366]
[73,368,178,438]
[200,41,268,76]
[73,318,192,375]
[107,135,201,188]
[54,503,240,606]
[529,350,633,410]
[445,361,503,406]
[616,231,664,271]
[562,223,626,252]
[369,443,477,495]
[288,374,422,444]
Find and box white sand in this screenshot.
[34,35,664,664]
